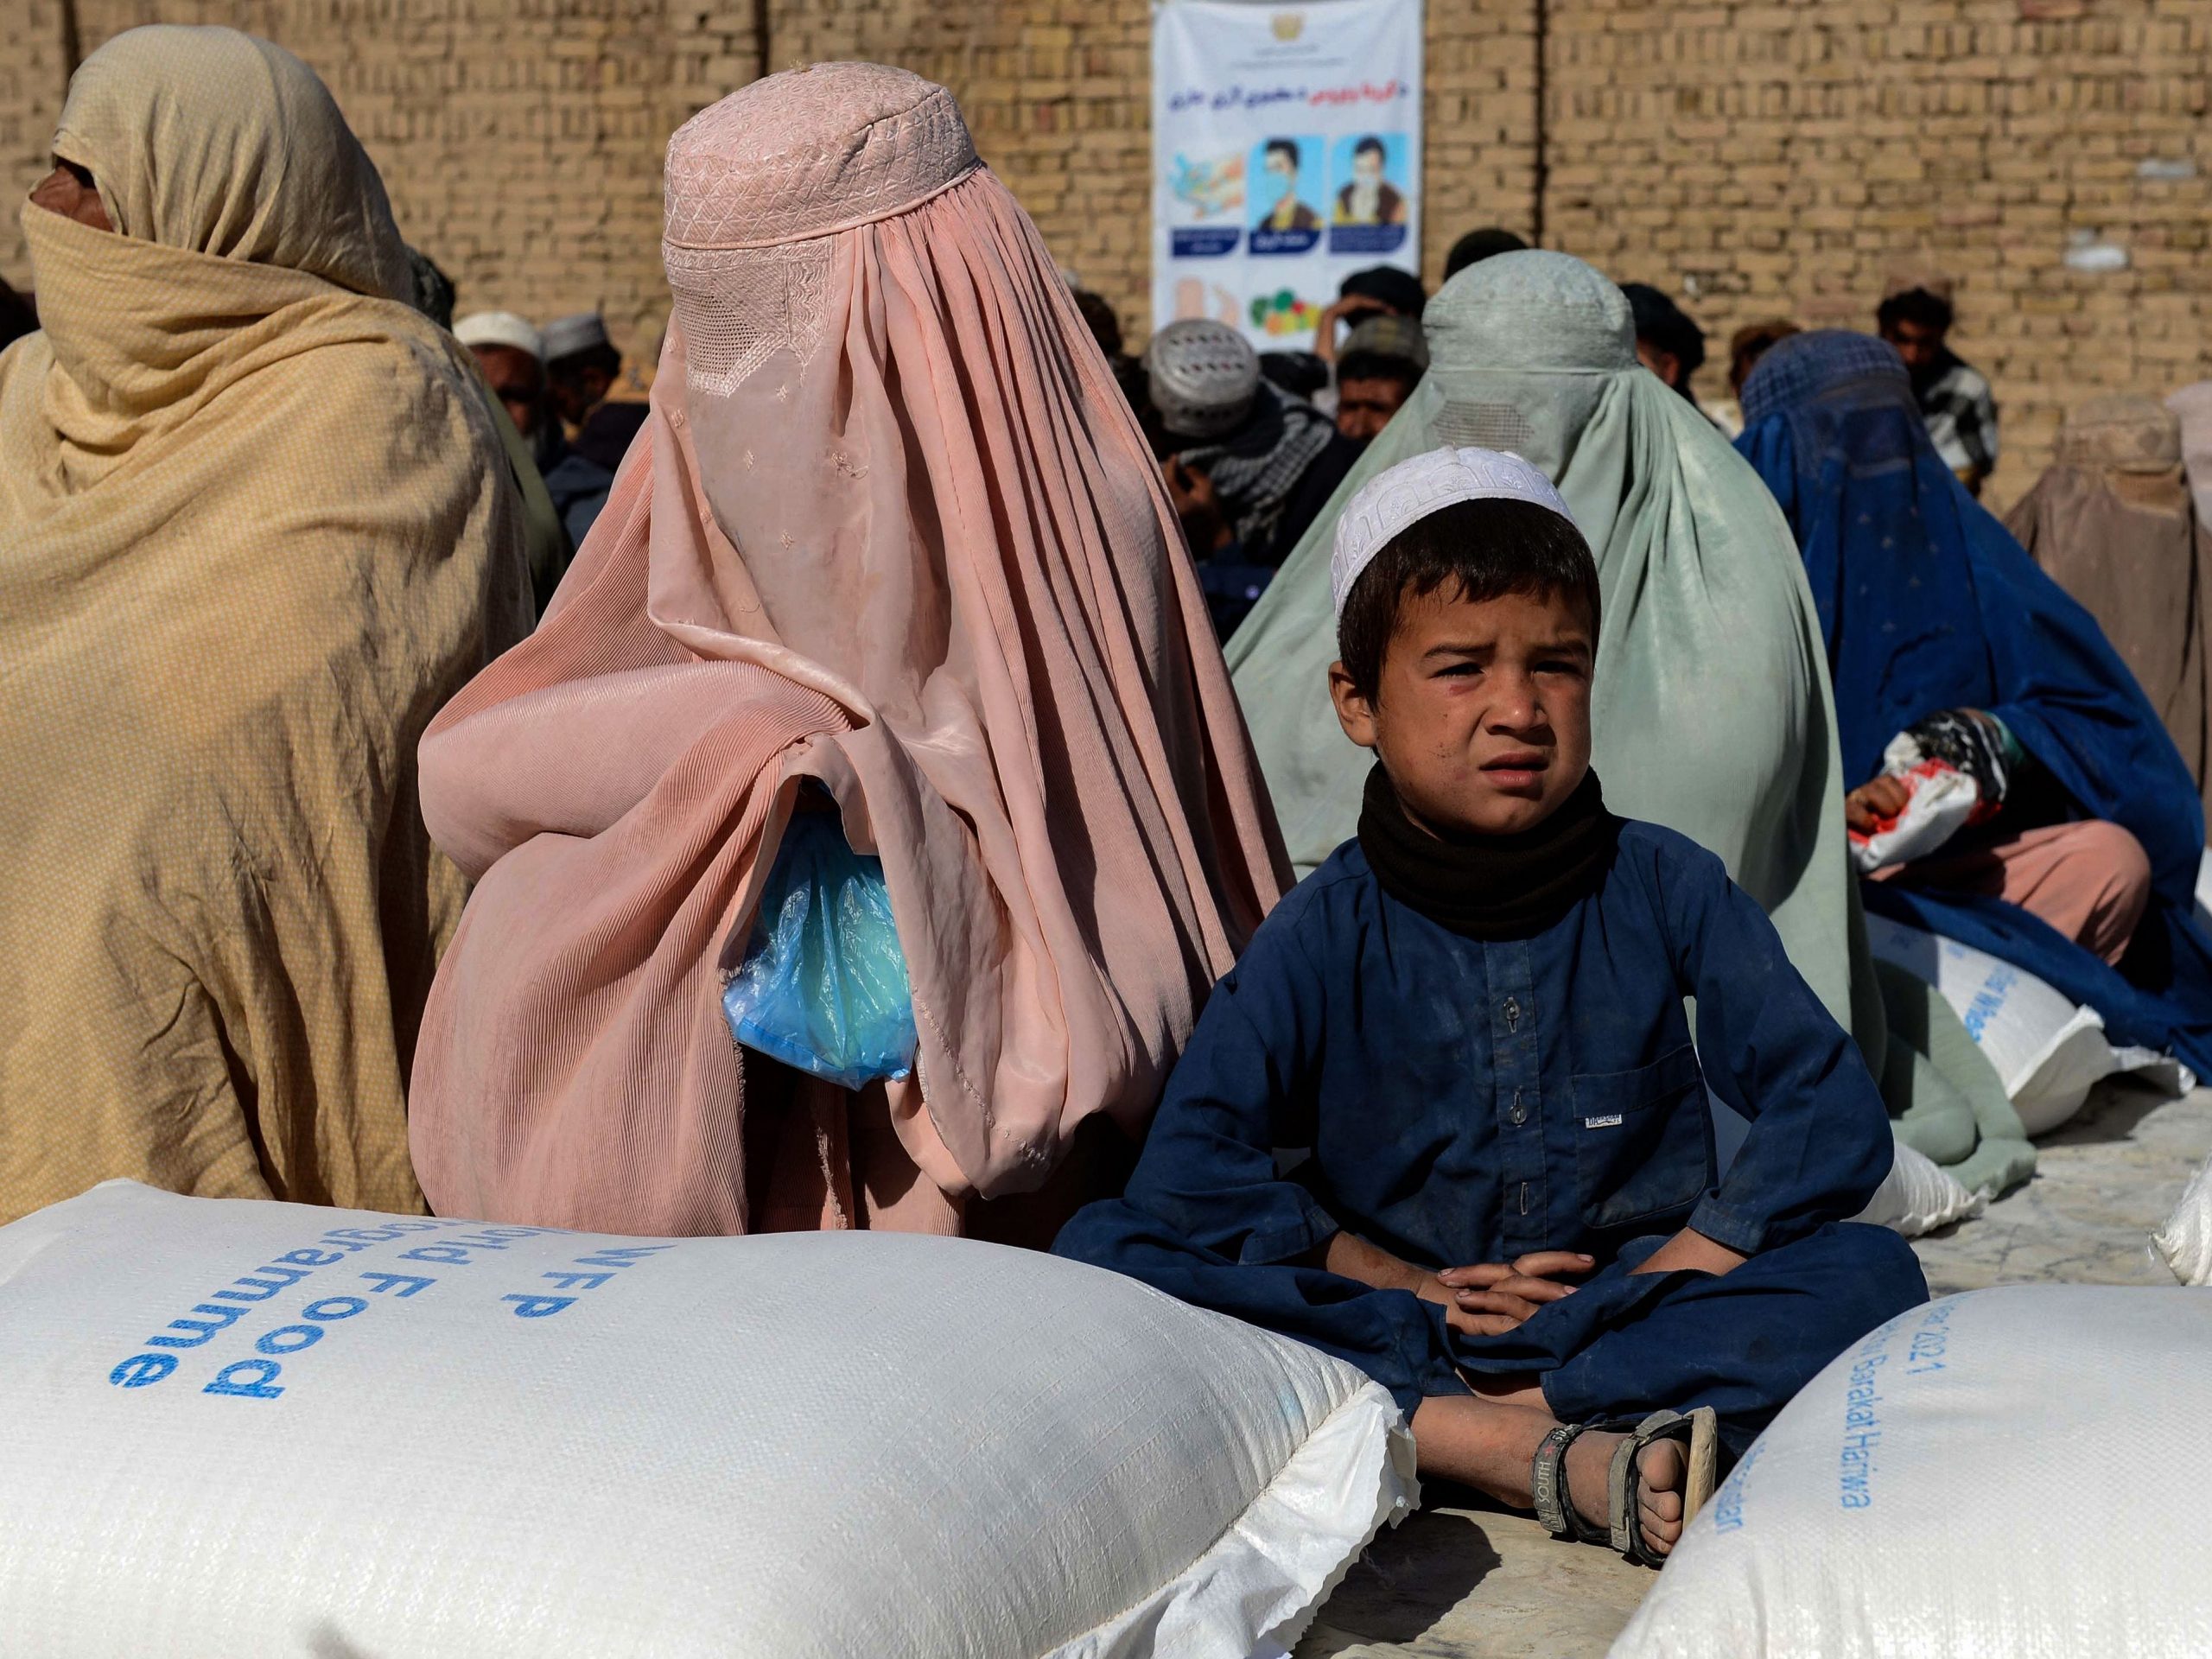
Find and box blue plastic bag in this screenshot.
[722,810,918,1091]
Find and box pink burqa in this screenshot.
[408,65,1288,1236]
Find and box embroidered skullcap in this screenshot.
[663,62,980,251]
[2056,394,2182,473]
[542,311,611,362]
[1145,320,1260,441]
[454,310,545,362]
[1331,446,1577,620]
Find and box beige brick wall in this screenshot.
[6,0,2209,499]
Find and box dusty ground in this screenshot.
[1292,1081,2212,1659]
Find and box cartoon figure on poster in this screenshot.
[1249,137,1325,255]
[1329,132,1409,255]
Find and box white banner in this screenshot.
[1152,0,1424,353]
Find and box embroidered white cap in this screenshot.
[1330,445,1578,619]
[453,310,545,362]
[1145,319,1260,441]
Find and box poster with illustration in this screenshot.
[1153,0,1423,351]
[1327,130,1409,253]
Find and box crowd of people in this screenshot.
[7,28,2212,1568]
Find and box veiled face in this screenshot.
[29,161,111,232]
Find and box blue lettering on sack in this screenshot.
[503,1245,673,1318]
[205,1359,285,1400]
[1837,1319,1903,1509]
[104,1218,626,1399]
[1961,968,2016,1040]
[1710,1443,1764,1533]
[1905,1301,1954,1376]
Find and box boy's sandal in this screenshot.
[1532,1406,1720,1568]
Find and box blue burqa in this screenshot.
[1737,330,2212,1073]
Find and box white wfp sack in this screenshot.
[1712,1096,1979,1240]
[1850,1139,1984,1237]
[1611,1285,2212,1659]
[2153,1150,2212,1286]
[1864,912,2191,1135]
[0,1182,1414,1659]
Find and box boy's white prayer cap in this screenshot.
[1330,446,1579,620]
[454,310,546,362]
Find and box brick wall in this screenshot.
[5,0,2209,499]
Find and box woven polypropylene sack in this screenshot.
[2154,1152,2212,1285]
[0,1182,1414,1657]
[1611,1285,2212,1659]
[1865,913,2191,1134]
[1851,1139,1984,1237]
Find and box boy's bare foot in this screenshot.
[1408,1394,1694,1560]
[1567,1428,1686,1557]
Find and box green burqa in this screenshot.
[1227,252,2031,1196]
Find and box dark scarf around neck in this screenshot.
[1357,764,1621,940]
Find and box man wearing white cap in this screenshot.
[454,310,551,454]
[1059,447,1925,1569]
[543,309,649,474]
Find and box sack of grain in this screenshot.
[1865,913,2190,1135]
[0,1181,1412,1658]
[1611,1285,2212,1659]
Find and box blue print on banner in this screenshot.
[1171,226,1241,258]
[1327,223,1407,256]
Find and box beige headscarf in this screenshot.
[0,27,532,1221]
[2005,395,2212,813]
[406,64,1287,1238]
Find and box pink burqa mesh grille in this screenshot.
[407,64,1288,1237]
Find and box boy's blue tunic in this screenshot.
[1057,821,1929,1452]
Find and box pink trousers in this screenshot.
[1886,819,2153,965]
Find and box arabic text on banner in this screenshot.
[1152,0,1424,353]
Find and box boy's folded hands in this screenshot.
[1423,1252,1592,1336]
[1320,1231,1594,1336]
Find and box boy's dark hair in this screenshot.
[1622,283,1705,379]
[1266,137,1300,168]
[1444,226,1529,279]
[1333,348,1422,391]
[549,341,623,384]
[1877,287,1954,335]
[1337,497,1600,702]
[1338,264,1426,317]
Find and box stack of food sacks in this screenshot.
[0,1182,1414,1657]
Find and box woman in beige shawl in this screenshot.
[408,65,1287,1238]
[0,28,532,1222]
[2007,395,2212,817]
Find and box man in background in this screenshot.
[454,310,581,610]
[545,312,649,474]
[1443,226,1528,281]
[1878,282,1999,498]
[541,311,643,546]
[1332,314,1427,442]
[1623,283,1710,416]
[456,311,555,460]
[1313,264,1425,367]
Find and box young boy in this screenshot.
[1057,447,1928,1564]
